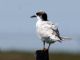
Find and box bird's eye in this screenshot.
[36,12,42,16]
[36,13,40,15]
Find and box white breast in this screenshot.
[36,20,53,38]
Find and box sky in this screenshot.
[0,0,80,53]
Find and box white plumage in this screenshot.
[36,19,61,43]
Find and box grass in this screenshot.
[0,51,80,60]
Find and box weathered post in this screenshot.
[35,49,49,60]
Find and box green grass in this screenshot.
[0,51,80,60]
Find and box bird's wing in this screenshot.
[47,21,62,40]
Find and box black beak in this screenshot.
[30,15,36,18]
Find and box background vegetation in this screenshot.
[0,51,80,60]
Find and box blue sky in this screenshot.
[0,0,80,53]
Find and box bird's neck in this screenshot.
[37,16,42,21]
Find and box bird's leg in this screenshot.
[43,41,45,50]
[48,43,51,50]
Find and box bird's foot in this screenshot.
[43,48,48,51]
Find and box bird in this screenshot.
[31,10,71,50]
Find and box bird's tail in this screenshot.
[50,35,72,43]
[57,36,72,42]
[61,36,72,40]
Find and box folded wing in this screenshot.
[47,21,62,41]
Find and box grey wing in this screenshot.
[49,22,62,40]
[54,28,62,40]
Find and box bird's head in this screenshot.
[31,10,48,21]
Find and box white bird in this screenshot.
[31,11,70,50]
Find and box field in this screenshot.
[0,51,80,60]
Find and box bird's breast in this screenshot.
[36,23,53,37]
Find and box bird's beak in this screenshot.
[30,15,36,18]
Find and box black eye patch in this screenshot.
[36,12,42,16]
[42,13,47,20]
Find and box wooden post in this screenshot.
[35,49,49,60]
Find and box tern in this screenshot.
[31,10,71,50]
